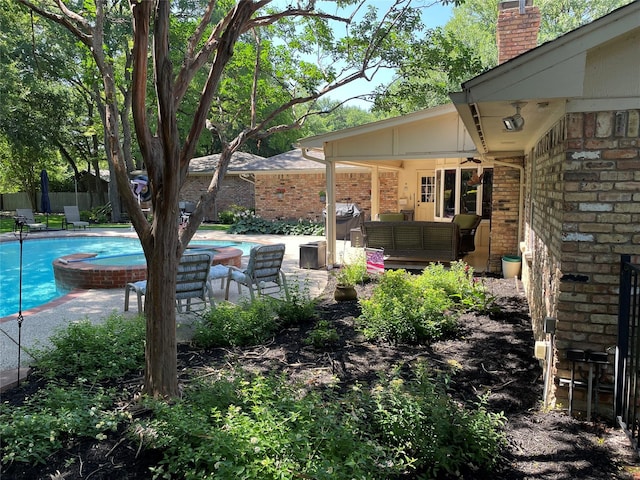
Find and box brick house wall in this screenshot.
[181,174,254,221]
[254,171,398,221]
[488,160,524,272]
[524,110,640,412]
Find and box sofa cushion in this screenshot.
[379,213,405,222]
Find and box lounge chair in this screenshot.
[208,264,231,291]
[63,206,90,230]
[124,251,215,313]
[14,209,47,231]
[452,214,482,255]
[225,243,290,302]
[179,201,196,226]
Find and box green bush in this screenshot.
[134,365,506,480]
[0,382,130,466]
[418,261,495,313]
[218,204,253,224]
[30,314,146,381]
[304,320,340,349]
[358,268,460,344]
[193,282,316,347]
[88,204,112,224]
[274,279,317,327]
[334,251,370,286]
[229,215,324,235]
[365,362,507,477]
[193,299,279,348]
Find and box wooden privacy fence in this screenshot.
[615,254,640,446]
[1,192,102,213]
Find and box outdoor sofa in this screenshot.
[362,220,461,265]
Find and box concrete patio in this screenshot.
[0,229,339,391]
[0,227,489,391]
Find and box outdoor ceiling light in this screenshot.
[502,102,526,132]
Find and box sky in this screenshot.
[325,1,455,109]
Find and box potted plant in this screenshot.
[333,255,368,301]
[319,190,326,202]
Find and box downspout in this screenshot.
[301,147,337,267]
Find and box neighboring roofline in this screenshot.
[297,103,458,148]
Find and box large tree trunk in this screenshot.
[141,208,180,397]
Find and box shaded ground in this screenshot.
[3,275,639,479]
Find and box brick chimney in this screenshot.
[497,0,541,64]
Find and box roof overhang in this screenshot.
[450,2,640,158]
[298,104,479,164]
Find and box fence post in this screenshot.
[615,254,632,419]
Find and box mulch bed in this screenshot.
[2,274,639,479]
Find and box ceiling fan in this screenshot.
[461,157,482,165]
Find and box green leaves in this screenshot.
[0,383,130,466]
[358,262,491,344]
[138,365,506,479]
[30,314,146,381]
[193,282,316,348]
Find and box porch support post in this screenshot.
[370,165,380,220]
[326,160,337,266]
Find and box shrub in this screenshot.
[364,362,507,477]
[194,282,317,348]
[229,215,324,235]
[218,204,252,224]
[358,269,459,344]
[193,299,279,348]
[0,382,130,466]
[274,279,317,327]
[418,261,495,313]
[334,251,370,286]
[88,204,112,224]
[304,320,340,349]
[134,365,506,480]
[30,314,145,381]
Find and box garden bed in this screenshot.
[2,274,639,479]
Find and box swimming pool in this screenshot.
[0,236,256,318]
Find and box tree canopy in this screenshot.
[15,0,450,398]
[371,0,635,114]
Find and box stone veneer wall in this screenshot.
[255,171,398,221]
[525,110,640,414]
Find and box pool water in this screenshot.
[0,237,255,318]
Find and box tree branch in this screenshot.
[179,0,258,168]
[250,28,261,129]
[129,0,154,168]
[17,0,92,45]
